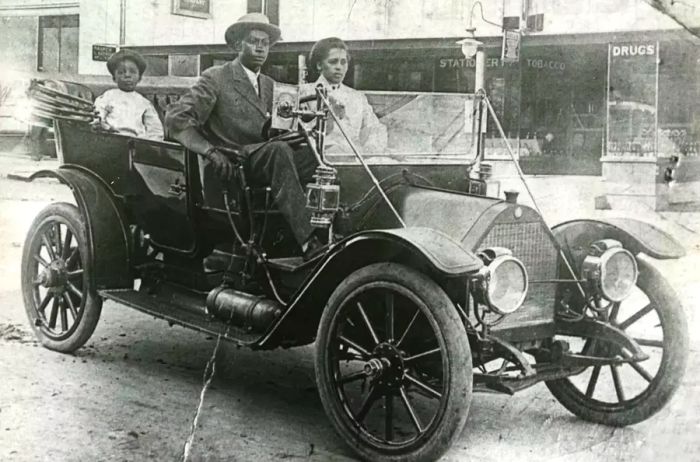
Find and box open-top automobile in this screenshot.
[19,77,688,462]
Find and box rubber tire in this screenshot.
[546,256,688,426]
[315,262,472,462]
[21,202,103,353]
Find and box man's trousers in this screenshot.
[245,141,318,246]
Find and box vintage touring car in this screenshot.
[20,79,688,462]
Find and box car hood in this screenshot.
[352,184,546,251]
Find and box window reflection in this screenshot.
[325,92,474,163]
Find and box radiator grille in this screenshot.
[478,221,558,327]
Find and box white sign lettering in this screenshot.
[525,58,565,70]
[439,57,565,71]
[611,44,655,57]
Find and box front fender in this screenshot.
[30,166,132,290]
[358,227,484,275]
[256,227,482,349]
[552,217,685,267]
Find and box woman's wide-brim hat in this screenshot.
[107,49,147,76]
[225,12,281,45]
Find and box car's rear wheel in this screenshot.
[21,203,102,353]
[315,263,472,462]
[546,256,688,426]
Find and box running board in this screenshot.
[99,288,260,346]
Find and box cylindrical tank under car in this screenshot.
[206,288,282,332]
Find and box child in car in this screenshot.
[92,49,164,140]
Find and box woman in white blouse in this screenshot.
[303,37,387,155]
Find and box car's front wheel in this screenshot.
[21,202,102,353]
[315,262,472,462]
[546,255,688,426]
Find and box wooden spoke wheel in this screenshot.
[546,256,688,426]
[21,203,102,352]
[315,263,472,462]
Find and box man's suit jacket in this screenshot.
[165,57,274,150]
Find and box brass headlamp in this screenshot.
[581,239,638,302]
[472,247,528,315]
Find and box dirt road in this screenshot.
[0,176,698,461]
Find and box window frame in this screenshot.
[37,14,79,73]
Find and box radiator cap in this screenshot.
[504,190,519,204]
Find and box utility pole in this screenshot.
[119,0,127,46]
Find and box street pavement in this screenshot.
[0,151,698,461]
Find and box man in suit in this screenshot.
[165,13,322,258]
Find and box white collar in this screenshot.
[240,63,260,88]
[317,75,342,91]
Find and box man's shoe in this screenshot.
[302,235,327,261]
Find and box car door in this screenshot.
[129,138,197,253]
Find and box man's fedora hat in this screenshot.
[106,49,147,76]
[225,13,281,45]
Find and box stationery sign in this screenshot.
[606,42,659,158]
[501,30,521,63]
[172,0,211,19]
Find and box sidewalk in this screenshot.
[0,151,59,182]
[1,150,698,250]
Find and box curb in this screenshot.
[0,154,60,182]
[5,173,33,182]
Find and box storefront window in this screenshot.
[266,64,296,83]
[170,54,199,77]
[38,15,79,73]
[432,51,520,136]
[433,54,477,93]
[354,58,433,92]
[515,45,605,174]
[606,41,658,158]
[658,41,700,157]
[143,55,169,76]
[519,50,569,141]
